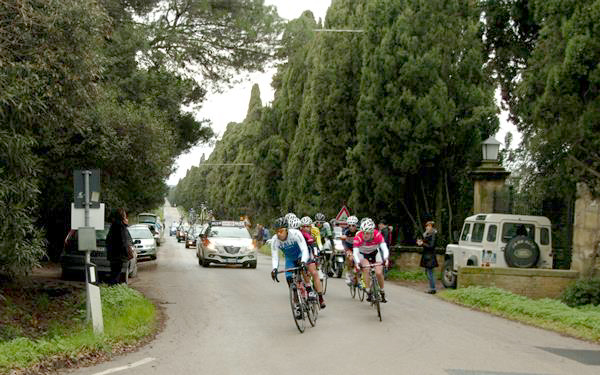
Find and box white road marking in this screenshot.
[92,357,155,375]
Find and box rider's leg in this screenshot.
[375,264,384,290]
[307,263,322,293]
[360,258,370,289]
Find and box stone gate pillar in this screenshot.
[471,161,511,214]
[572,183,600,277]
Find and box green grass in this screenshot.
[439,286,600,342]
[0,284,157,373]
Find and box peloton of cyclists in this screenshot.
[353,218,390,303]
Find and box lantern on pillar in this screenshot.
[482,136,501,161]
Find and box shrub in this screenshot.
[561,278,600,307]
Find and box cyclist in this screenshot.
[314,213,334,274]
[353,218,390,303]
[299,216,326,308]
[342,215,360,285]
[288,216,302,230]
[270,217,310,317]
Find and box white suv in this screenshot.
[443,213,553,288]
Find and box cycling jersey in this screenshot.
[353,229,389,265]
[342,227,358,251]
[300,229,319,259]
[310,225,323,250]
[315,221,333,239]
[271,229,310,272]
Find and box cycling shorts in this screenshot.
[358,250,382,264]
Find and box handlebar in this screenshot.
[359,262,384,268]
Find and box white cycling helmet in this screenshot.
[347,216,359,226]
[300,216,313,226]
[284,212,297,223]
[288,216,301,229]
[360,218,375,233]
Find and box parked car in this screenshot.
[197,221,257,268]
[185,224,205,248]
[176,223,189,242]
[138,212,164,245]
[60,224,137,283]
[443,213,553,288]
[128,224,157,261]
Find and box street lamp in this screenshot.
[482,136,501,161]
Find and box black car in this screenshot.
[60,224,137,283]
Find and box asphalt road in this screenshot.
[63,204,600,375]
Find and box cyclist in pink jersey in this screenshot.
[353,218,390,302]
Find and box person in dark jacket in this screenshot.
[417,220,438,294]
[106,208,130,284]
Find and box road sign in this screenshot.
[71,203,105,230]
[335,206,350,222]
[74,169,101,208]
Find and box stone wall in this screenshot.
[391,246,444,271]
[572,183,600,277]
[458,267,579,299]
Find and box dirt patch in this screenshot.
[1,262,166,375]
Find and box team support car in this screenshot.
[197,221,257,268]
[128,224,157,261]
[60,224,137,283]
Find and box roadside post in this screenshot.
[73,169,104,334]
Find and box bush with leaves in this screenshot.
[561,278,600,307]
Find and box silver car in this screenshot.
[129,224,157,261]
[197,221,257,268]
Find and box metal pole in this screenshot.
[83,170,91,321]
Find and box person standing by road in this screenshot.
[106,208,130,285]
[417,220,438,294]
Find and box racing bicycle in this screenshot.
[361,262,384,321]
[276,266,319,333]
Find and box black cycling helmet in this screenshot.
[274,217,288,229]
[315,213,326,222]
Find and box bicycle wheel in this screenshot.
[289,285,305,333]
[358,275,365,302]
[371,273,382,321]
[321,268,328,295]
[307,298,319,327]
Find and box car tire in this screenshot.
[249,261,257,269]
[504,235,540,268]
[442,258,457,288]
[185,242,189,249]
[202,258,210,267]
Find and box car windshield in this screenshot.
[138,214,157,223]
[129,227,154,239]
[208,226,250,239]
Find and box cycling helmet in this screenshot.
[347,216,359,226]
[300,216,313,226]
[315,213,326,222]
[274,217,288,229]
[360,218,375,233]
[284,212,296,223]
[288,216,301,229]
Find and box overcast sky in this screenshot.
[167,0,519,185]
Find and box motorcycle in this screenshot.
[322,238,345,278]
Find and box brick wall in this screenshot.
[458,267,579,299]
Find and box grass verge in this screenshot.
[0,284,157,374]
[439,286,600,342]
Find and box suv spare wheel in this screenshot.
[504,235,540,268]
